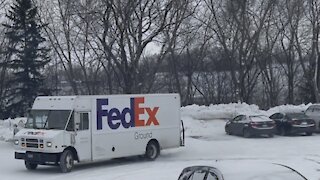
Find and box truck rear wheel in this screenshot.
[145,141,159,160]
[60,150,74,173]
[25,161,38,170]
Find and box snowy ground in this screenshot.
[0,103,319,180]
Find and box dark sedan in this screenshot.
[225,115,276,138]
[269,112,315,136]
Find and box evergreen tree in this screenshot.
[3,0,50,118]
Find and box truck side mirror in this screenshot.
[74,112,80,131]
[75,123,80,131]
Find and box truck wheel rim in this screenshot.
[66,153,73,169]
[148,145,156,159]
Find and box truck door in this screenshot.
[74,112,92,162]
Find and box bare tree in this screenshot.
[66,0,107,95]
[37,0,109,95]
[256,1,283,107]
[37,0,80,95]
[202,0,276,103]
[94,0,194,94]
[21,0,320,106]
[274,0,304,104]
[304,0,320,102]
[162,1,210,105]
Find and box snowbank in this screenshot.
[181,103,263,120]
[182,103,311,120]
[0,118,26,141]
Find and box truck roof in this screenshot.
[33,96,78,110]
[32,94,180,110]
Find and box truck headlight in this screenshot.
[46,142,52,147]
[14,140,19,145]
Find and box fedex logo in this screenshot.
[24,131,45,136]
[96,97,160,130]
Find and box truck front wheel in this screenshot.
[25,161,38,170]
[145,141,160,160]
[59,150,74,173]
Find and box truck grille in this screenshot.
[26,138,39,148]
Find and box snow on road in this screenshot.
[0,103,319,179]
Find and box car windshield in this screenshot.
[25,110,72,130]
[286,113,308,119]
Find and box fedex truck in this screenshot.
[14,94,184,172]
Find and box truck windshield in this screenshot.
[25,110,72,130]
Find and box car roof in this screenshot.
[307,104,320,108]
[235,114,267,118]
[271,112,304,115]
[233,114,272,122]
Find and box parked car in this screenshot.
[225,115,276,138]
[305,104,320,132]
[269,112,315,136]
[177,162,307,180]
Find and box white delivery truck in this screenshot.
[14,94,184,172]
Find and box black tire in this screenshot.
[306,132,313,136]
[243,129,251,138]
[225,127,231,135]
[59,149,74,173]
[25,161,37,170]
[145,141,160,161]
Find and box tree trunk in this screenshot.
[314,51,320,102]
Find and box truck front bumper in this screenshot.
[15,152,60,165]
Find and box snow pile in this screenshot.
[0,120,14,141]
[182,103,311,120]
[0,118,26,141]
[266,104,311,116]
[181,102,263,120]
[182,115,227,137]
